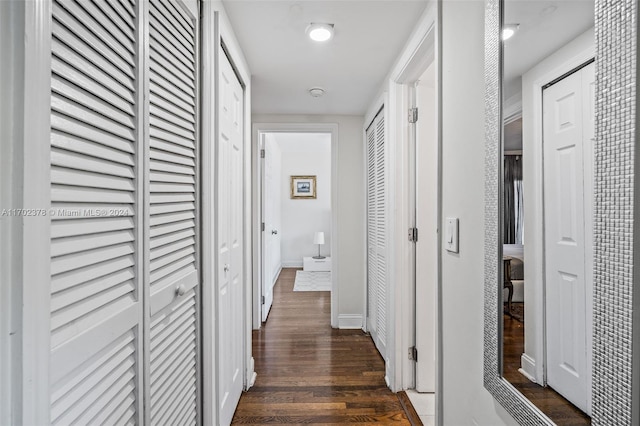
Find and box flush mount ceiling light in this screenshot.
[502,24,520,41]
[308,87,325,98]
[306,23,334,42]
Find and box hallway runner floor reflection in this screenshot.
[232,268,411,424]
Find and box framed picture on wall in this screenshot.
[290,175,317,199]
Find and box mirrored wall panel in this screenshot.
[501,0,594,423]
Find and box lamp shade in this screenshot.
[313,231,325,245]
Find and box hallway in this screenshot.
[232,268,410,424]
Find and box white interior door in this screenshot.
[366,110,387,357]
[217,48,245,426]
[262,137,282,321]
[48,1,144,423]
[415,65,438,392]
[147,0,200,424]
[543,62,594,415]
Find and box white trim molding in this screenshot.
[19,0,53,423]
[338,314,364,330]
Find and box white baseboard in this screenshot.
[520,353,537,383]
[338,314,364,329]
[246,357,257,390]
[271,265,282,286]
[282,260,303,268]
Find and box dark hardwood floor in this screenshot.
[232,268,411,424]
[503,306,591,425]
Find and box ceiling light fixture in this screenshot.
[309,87,325,98]
[306,23,334,42]
[502,24,520,41]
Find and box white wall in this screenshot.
[254,115,365,325]
[1,2,25,423]
[440,2,516,425]
[271,134,332,267]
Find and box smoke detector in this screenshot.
[309,87,325,98]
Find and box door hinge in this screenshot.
[262,222,265,232]
[408,227,418,242]
[261,295,265,304]
[409,346,418,361]
[260,149,265,158]
[408,107,418,123]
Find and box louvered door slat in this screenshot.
[149,292,198,423]
[52,58,135,113]
[49,0,141,424]
[53,5,134,77]
[147,0,199,423]
[52,98,135,141]
[51,116,135,154]
[150,132,196,154]
[52,78,135,128]
[153,0,195,46]
[51,148,135,178]
[150,3,195,56]
[150,55,196,93]
[89,1,136,42]
[151,103,196,133]
[52,35,134,94]
[52,132,135,165]
[61,0,136,57]
[51,229,134,258]
[50,270,134,311]
[117,0,135,18]
[149,30,194,74]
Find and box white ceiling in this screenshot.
[222,0,429,115]
[503,0,594,100]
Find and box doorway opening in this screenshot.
[260,132,332,322]
[252,124,339,330]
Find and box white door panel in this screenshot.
[218,49,245,426]
[262,139,282,321]
[49,1,142,423]
[366,110,387,357]
[543,62,594,415]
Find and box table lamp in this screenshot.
[313,231,325,259]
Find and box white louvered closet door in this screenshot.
[146,0,200,424]
[49,0,143,424]
[366,110,387,356]
[49,0,200,424]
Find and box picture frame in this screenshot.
[290,175,317,199]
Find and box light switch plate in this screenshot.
[445,217,459,253]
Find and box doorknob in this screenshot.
[272,230,278,235]
[224,264,229,272]
[175,284,186,296]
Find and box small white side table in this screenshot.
[303,256,332,272]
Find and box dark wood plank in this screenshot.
[397,391,423,426]
[232,268,410,424]
[503,308,591,425]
